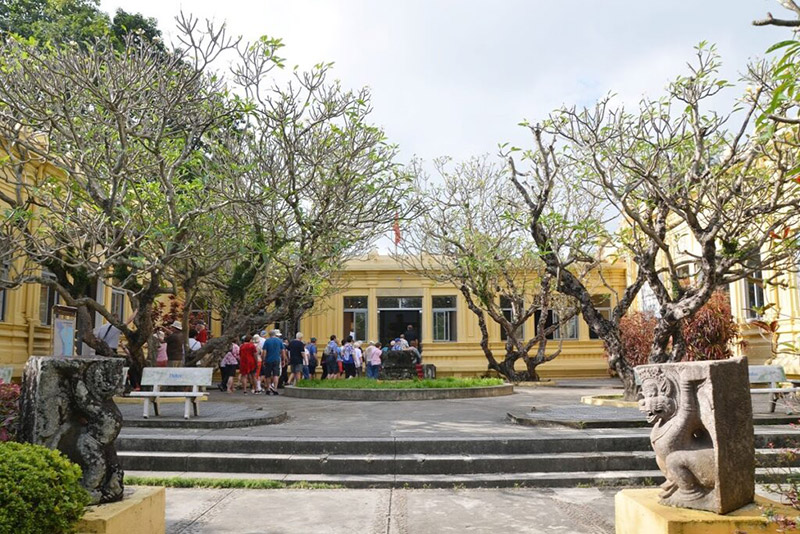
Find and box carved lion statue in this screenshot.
[638,367,716,506]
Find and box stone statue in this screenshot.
[19,356,125,504]
[638,367,715,504]
[636,357,754,514]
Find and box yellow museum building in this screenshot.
[300,253,636,378]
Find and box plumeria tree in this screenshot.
[0,15,245,370]
[508,45,800,397]
[185,45,413,365]
[551,45,799,364]
[399,157,579,381]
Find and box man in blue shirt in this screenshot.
[262,329,286,395]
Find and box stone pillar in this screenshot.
[636,356,754,514]
[19,356,125,504]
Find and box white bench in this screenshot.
[128,368,212,419]
[749,365,800,413]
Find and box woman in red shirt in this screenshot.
[238,335,258,394]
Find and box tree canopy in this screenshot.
[0,13,410,373]
[0,0,162,50]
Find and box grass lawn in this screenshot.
[125,476,341,489]
[295,377,504,389]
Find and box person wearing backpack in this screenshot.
[324,335,340,379]
[341,336,356,379]
[306,337,318,378]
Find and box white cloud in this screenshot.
[100,0,785,165]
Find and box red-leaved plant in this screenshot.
[617,311,658,368]
[0,379,21,442]
[682,290,746,361]
[613,290,744,367]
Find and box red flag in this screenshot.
[393,213,401,245]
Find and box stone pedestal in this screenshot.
[78,486,165,534]
[635,357,754,514]
[615,489,795,534]
[20,356,125,504]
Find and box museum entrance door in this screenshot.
[377,296,422,347]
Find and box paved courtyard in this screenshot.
[117,378,800,533]
[165,487,619,534]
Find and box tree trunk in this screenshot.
[649,318,678,364]
[604,329,637,401]
[522,352,540,382]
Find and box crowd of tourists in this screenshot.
[216,326,423,394]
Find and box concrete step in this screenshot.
[120,450,659,475]
[118,448,797,476]
[117,431,799,456]
[123,467,800,489]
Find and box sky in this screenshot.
[97,0,789,166]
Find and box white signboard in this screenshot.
[0,366,12,383]
[53,317,76,357]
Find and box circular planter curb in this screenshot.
[123,410,288,429]
[580,394,638,408]
[513,380,558,388]
[283,383,513,401]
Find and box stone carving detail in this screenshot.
[379,350,436,380]
[19,356,125,504]
[636,357,754,514]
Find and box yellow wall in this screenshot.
[299,253,627,378]
[0,281,136,379]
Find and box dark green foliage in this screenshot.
[111,9,163,52]
[226,260,260,304]
[0,442,91,534]
[0,0,110,44]
[0,0,162,51]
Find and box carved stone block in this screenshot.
[382,350,415,368]
[19,356,125,504]
[423,364,436,379]
[636,357,754,514]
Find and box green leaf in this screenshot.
[766,40,799,54]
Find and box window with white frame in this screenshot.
[744,273,766,319]
[742,252,767,319]
[110,289,126,321]
[432,296,457,342]
[500,296,525,341]
[553,313,579,340]
[589,294,612,339]
[344,296,368,341]
[39,272,60,326]
[639,282,660,317]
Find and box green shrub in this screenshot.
[0,442,91,534]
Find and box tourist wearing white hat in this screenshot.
[165,321,185,367]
